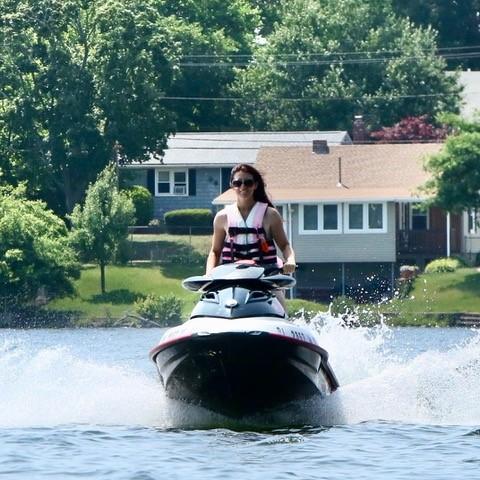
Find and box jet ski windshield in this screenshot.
[182,263,295,292]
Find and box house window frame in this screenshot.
[344,202,387,234]
[155,168,189,196]
[409,204,430,231]
[468,208,479,235]
[299,203,342,235]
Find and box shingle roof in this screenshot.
[213,143,443,204]
[121,131,352,167]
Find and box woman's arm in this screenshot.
[268,208,296,274]
[206,211,227,274]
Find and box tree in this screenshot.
[370,115,448,143]
[0,185,80,302]
[424,116,480,212]
[0,0,263,213]
[393,0,480,69]
[69,164,135,294]
[157,0,260,131]
[231,0,461,131]
[1,0,257,214]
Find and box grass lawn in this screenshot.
[388,268,480,314]
[47,237,480,326]
[48,263,204,320]
[379,267,480,326]
[47,262,328,323]
[129,233,211,255]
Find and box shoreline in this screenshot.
[1,310,480,329]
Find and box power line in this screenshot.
[159,91,464,103]
[178,51,480,68]
[181,44,480,59]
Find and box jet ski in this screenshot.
[149,263,339,418]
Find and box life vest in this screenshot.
[221,202,278,265]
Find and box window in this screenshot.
[410,206,428,231]
[345,202,386,233]
[155,169,188,196]
[368,203,383,229]
[468,208,479,234]
[323,204,338,230]
[348,204,363,230]
[299,204,341,234]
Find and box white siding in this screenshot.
[291,202,396,262]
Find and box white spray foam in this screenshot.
[0,338,172,428]
[1,320,480,428]
[300,313,480,425]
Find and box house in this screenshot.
[120,131,352,219]
[213,141,480,300]
[457,70,480,119]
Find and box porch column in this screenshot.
[446,211,451,257]
[288,203,294,299]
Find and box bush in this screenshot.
[124,186,154,226]
[169,250,208,265]
[286,299,325,320]
[424,257,463,273]
[164,209,213,234]
[134,293,183,326]
[330,295,357,316]
[0,186,80,302]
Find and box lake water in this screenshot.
[1,318,480,479]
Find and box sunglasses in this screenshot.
[231,178,255,188]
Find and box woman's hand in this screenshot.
[282,261,296,275]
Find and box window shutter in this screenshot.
[188,169,196,196]
[147,169,155,195]
[221,168,231,192]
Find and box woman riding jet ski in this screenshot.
[149,165,339,417]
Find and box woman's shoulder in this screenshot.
[265,206,282,220]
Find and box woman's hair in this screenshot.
[230,164,274,208]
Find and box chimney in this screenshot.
[312,139,329,154]
[352,115,368,143]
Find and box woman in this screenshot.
[206,164,296,276]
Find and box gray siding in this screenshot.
[153,167,222,218]
[291,202,396,263]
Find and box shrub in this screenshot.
[424,257,463,273]
[164,209,213,235]
[124,186,154,226]
[286,299,325,321]
[396,265,419,299]
[169,250,208,265]
[134,293,183,326]
[330,295,357,316]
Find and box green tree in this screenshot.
[124,185,154,226]
[69,164,135,294]
[393,0,480,69]
[0,0,217,214]
[0,185,80,302]
[424,116,480,212]
[157,0,260,131]
[232,0,461,131]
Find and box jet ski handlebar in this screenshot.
[182,263,296,292]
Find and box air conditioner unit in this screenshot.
[174,185,187,195]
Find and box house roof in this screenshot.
[213,143,444,204]
[121,131,352,168]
